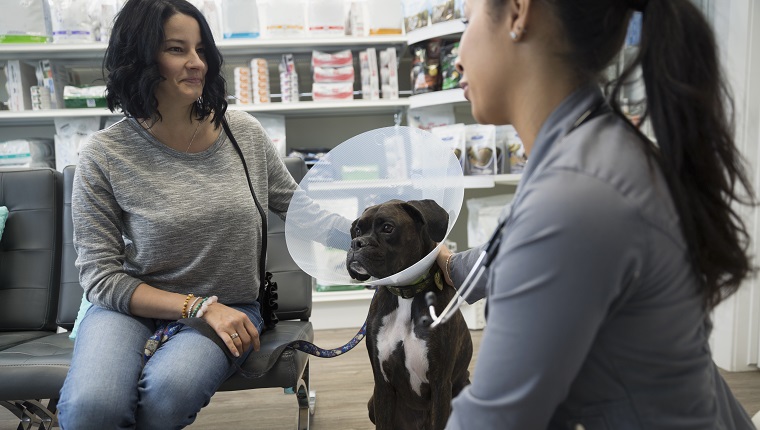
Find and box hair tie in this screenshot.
[627,0,648,12]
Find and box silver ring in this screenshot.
[230,332,239,340]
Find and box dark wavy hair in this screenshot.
[103,0,227,126]
[489,0,756,310]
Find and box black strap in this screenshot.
[222,119,268,289]
[222,118,278,330]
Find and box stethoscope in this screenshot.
[425,99,609,328]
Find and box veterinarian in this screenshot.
[436,0,757,428]
[55,0,350,428]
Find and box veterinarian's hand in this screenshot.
[201,303,260,357]
[436,243,455,286]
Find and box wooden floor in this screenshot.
[2,328,760,429]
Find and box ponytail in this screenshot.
[613,0,755,309]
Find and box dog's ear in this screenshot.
[403,199,449,242]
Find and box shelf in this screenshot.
[313,288,375,303]
[0,36,407,61]
[0,108,118,125]
[462,175,495,189]
[0,100,410,125]
[407,20,466,46]
[0,42,107,61]
[408,89,467,109]
[494,174,522,185]
[217,36,407,56]
[229,99,409,117]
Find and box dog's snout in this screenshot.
[351,237,369,249]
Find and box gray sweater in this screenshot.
[72,110,297,314]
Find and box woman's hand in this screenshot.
[437,243,455,286]
[200,303,260,358]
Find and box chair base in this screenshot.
[295,361,315,430]
[1,399,58,430]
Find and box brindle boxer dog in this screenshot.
[347,199,473,430]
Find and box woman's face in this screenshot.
[154,13,208,110]
[457,0,514,125]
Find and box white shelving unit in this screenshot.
[0,36,407,60]
[407,88,467,110]
[0,22,510,330]
[0,36,409,124]
[406,20,466,46]
[0,99,411,125]
[494,174,522,186]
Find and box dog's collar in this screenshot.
[384,267,444,299]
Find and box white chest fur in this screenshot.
[376,296,429,396]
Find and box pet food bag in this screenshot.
[431,123,466,172]
[465,124,496,175]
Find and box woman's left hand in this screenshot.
[200,303,260,357]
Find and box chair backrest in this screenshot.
[0,168,62,331]
[58,157,313,325]
[267,157,312,321]
[57,165,81,330]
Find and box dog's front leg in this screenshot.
[371,382,397,429]
[430,380,453,430]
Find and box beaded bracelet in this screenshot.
[186,297,201,318]
[189,296,209,318]
[181,293,195,319]
[196,296,218,319]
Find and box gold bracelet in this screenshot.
[445,253,454,280]
[181,293,195,319]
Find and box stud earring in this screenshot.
[510,31,518,41]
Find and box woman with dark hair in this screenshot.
[56,0,304,427]
[436,0,756,428]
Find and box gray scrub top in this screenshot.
[446,84,753,429]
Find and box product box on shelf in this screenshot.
[410,39,443,95]
[431,123,465,172]
[465,124,497,176]
[49,0,96,43]
[308,0,347,36]
[312,50,355,102]
[431,0,458,23]
[221,0,261,38]
[0,0,51,43]
[379,48,399,100]
[347,1,366,36]
[441,41,461,90]
[37,60,69,110]
[233,67,253,104]
[250,58,271,103]
[403,0,431,33]
[279,54,300,103]
[54,116,100,171]
[63,86,107,109]
[264,0,307,38]
[0,138,54,169]
[359,48,380,100]
[367,0,403,35]
[30,86,52,111]
[5,61,38,111]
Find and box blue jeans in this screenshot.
[57,302,263,430]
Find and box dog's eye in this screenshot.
[381,223,394,234]
[354,227,362,236]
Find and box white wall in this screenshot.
[708,0,760,372]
